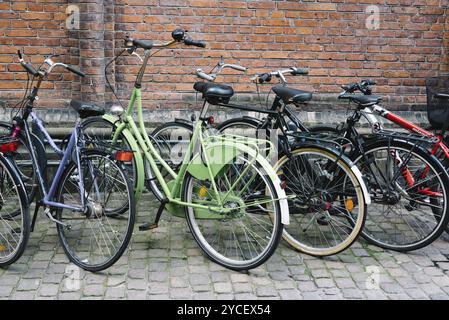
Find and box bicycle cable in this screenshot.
[105,47,165,110]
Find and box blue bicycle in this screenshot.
[8,51,136,272]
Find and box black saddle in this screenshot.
[339,94,382,107]
[272,85,313,105]
[70,100,105,119]
[193,82,234,104]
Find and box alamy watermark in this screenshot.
[66,5,80,30]
[64,264,81,291]
[365,266,381,290]
[366,5,380,30]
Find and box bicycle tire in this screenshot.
[0,155,30,267]
[182,153,283,271]
[54,149,136,272]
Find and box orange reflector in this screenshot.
[0,142,18,153]
[280,180,287,190]
[0,244,6,252]
[198,186,208,198]
[345,198,354,212]
[115,151,133,162]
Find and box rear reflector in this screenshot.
[0,142,18,153]
[115,151,133,162]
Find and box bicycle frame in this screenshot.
[20,110,89,213]
[110,87,284,218]
[360,104,449,160]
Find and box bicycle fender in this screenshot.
[351,165,371,205]
[102,114,146,201]
[186,141,290,225]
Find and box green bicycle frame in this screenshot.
[101,48,290,223]
[110,87,262,218]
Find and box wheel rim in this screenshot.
[0,161,26,264]
[277,148,365,255]
[56,154,133,269]
[355,145,447,248]
[185,155,280,267]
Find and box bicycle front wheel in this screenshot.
[276,146,366,256]
[182,153,283,271]
[0,155,30,267]
[55,149,135,272]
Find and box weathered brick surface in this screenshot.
[0,1,448,114]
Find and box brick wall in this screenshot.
[0,0,448,121]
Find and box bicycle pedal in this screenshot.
[139,223,158,231]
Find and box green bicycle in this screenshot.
[83,29,289,270]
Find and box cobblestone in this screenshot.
[1,197,449,300]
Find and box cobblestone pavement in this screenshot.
[2,192,449,300]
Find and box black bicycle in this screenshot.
[307,80,449,251]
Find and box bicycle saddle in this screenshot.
[272,85,312,104]
[339,94,382,107]
[193,82,234,104]
[70,100,105,119]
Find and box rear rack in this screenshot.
[375,129,439,145]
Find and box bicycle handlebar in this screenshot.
[125,29,206,52]
[251,67,309,84]
[341,79,376,95]
[435,93,449,99]
[17,50,85,78]
[196,69,215,81]
[195,61,247,82]
[66,65,86,77]
[184,37,206,48]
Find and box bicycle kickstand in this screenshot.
[139,199,168,231]
[30,200,42,232]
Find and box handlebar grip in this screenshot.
[66,65,86,77]
[362,79,376,86]
[196,70,214,81]
[258,73,272,84]
[184,37,206,48]
[132,39,153,50]
[341,83,358,93]
[291,68,309,75]
[228,64,246,72]
[435,93,449,99]
[21,62,39,76]
[18,50,23,60]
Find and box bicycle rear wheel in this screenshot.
[354,139,449,251]
[55,149,135,272]
[0,155,30,267]
[276,146,366,256]
[82,117,137,190]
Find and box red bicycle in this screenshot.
[310,79,449,251]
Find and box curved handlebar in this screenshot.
[184,37,206,48]
[17,50,85,78]
[251,67,309,84]
[66,65,86,77]
[341,79,376,95]
[125,29,206,52]
[196,69,215,81]
[195,61,247,82]
[435,93,449,100]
